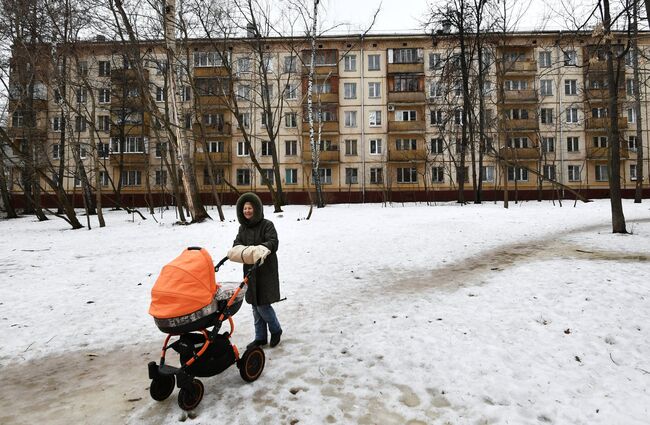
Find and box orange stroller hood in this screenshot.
[149,248,219,319]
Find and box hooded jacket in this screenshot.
[233,193,280,306]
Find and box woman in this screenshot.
[227,192,283,349]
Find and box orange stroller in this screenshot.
[147,247,264,410]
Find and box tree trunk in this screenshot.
[633,0,644,203]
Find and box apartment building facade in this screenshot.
[5,31,650,206]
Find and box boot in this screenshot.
[270,330,282,348]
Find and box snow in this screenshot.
[1,199,649,424]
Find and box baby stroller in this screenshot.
[147,247,265,411]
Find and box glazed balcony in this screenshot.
[498,147,540,161]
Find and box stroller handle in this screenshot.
[214,256,261,278]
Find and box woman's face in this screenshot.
[243,202,254,220]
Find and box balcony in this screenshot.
[387,91,426,104]
[503,119,539,131]
[388,120,426,133]
[110,123,151,137]
[387,62,424,74]
[500,59,537,74]
[111,68,149,82]
[193,67,229,78]
[387,149,427,162]
[301,64,338,76]
[587,146,629,159]
[498,147,540,161]
[194,122,232,136]
[109,152,148,166]
[196,152,231,164]
[303,92,338,104]
[197,95,230,108]
[502,90,537,103]
[301,144,340,162]
[585,117,628,130]
[585,87,625,100]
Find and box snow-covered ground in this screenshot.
[1,199,649,425]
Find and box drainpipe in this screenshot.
[557,43,564,194]
[360,34,366,202]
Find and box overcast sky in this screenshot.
[317,0,585,34]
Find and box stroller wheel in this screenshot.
[239,347,265,382]
[150,374,175,401]
[177,379,204,411]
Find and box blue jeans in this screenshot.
[252,304,282,342]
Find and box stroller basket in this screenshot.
[155,283,247,334]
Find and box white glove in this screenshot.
[251,245,271,264]
[227,245,271,264]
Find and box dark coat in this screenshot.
[233,193,280,306]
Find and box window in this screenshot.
[483,80,493,97]
[121,170,142,186]
[344,111,357,127]
[396,110,417,121]
[180,86,191,101]
[429,53,441,70]
[430,138,444,154]
[203,113,224,129]
[481,166,494,182]
[315,168,332,184]
[262,54,274,73]
[285,140,297,156]
[284,84,298,100]
[52,116,62,131]
[98,115,110,132]
[540,108,554,124]
[370,167,383,184]
[508,137,529,148]
[568,165,581,181]
[207,141,224,153]
[593,136,608,148]
[368,82,381,98]
[429,81,443,98]
[98,61,111,76]
[430,110,443,125]
[396,138,417,150]
[453,80,463,97]
[155,170,167,186]
[543,165,556,180]
[394,75,420,92]
[567,137,580,152]
[237,85,251,101]
[507,166,528,181]
[285,168,298,184]
[285,113,297,128]
[370,139,382,155]
[541,137,555,153]
[98,88,111,103]
[369,111,382,126]
[397,167,417,183]
[456,167,469,183]
[345,168,358,184]
[237,57,251,74]
[156,87,166,102]
[564,79,578,95]
[626,79,636,96]
[314,82,332,93]
[155,142,167,157]
[185,114,192,129]
[392,48,420,64]
[344,83,357,99]
[238,113,251,129]
[76,88,87,104]
[630,164,638,181]
[564,50,577,66]
[11,112,23,128]
[127,87,139,98]
[52,144,61,159]
[345,139,358,156]
[566,107,579,123]
[261,140,273,156]
[98,143,109,159]
[507,108,529,120]
[629,136,638,151]
[203,167,224,185]
[193,51,225,67]
[627,108,637,123]
[99,171,109,186]
[592,107,608,118]
[262,83,274,99]
[432,166,444,183]
[344,55,357,72]
[504,80,528,90]
[595,164,608,181]
[540,80,553,96]
[75,116,87,132]
[368,54,380,71]
[261,112,272,128]
[237,141,250,156]
[454,109,463,125]
[261,169,274,185]
[236,168,251,185]
[76,61,88,76]
[283,56,297,73]
[626,50,636,67]
[111,137,146,153]
[539,51,552,68]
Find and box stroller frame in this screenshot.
[148,256,265,411]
